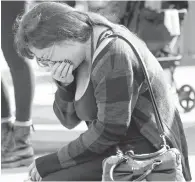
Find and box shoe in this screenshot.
[1,125,34,168]
[1,122,15,155]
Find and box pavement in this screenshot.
[1,55,195,181]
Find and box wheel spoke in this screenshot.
[178,85,195,112]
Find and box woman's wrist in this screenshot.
[54,79,76,100]
[56,80,74,90]
[60,82,72,87]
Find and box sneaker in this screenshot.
[1,125,34,168]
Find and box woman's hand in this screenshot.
[51,62,74,86]
[28,161,42,181]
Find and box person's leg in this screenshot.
[1,78,11,120]
[1,1,35,123]
[1,1,35,168]
[1,78,15,154]
[7,56,35,123]
[42,153,106,181]
[41,137,157,181]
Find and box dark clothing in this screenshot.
[36,26,191,181]
[1,1,34,121]
[1,79,11,118]
[42,136,156,181]
[161,1,189,10]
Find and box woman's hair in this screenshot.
[14,2,118,59]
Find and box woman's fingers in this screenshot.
[51,61,74,85]
[28,161,41,181]
[66,64,74,82]
[61,62,71,77]
[28,162,35,177]
[52,62,67,78]
[67,64,73,76]
[61,63,74,83]
[30,167,37,181]
[51,62,66,81]
[51,62,61,76]
[55,62,67,78]
[35,169,41,181]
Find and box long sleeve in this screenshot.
[35,38,143,178]
[53,78,82,129]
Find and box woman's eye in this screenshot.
[48,61,55,66]
[64,59,73,65]
[37,57,41,62]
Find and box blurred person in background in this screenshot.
[161,1,189,10]
[1,1,35,168]
[25,0,129,25]
[25,0,76,11]
[14,2,191,181]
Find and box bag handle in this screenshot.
[105,34,167,145]
[109,159,162,181]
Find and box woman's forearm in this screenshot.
[53,81,81,129]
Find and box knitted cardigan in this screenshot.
[36,27,191,181]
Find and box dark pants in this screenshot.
[42,136,156,181]
[1,79,11,118]
[1,1,35,121]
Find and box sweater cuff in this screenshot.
[35,152,62,178]
[55,81,76,102]
[57,145,77,169]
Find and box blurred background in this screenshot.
[1,0,195,181]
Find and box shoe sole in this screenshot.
[1,156,34,168]
[2,147,34,163]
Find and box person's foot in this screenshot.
[1,148,34,168]
[1,125,34,168]
[1,122,15,155]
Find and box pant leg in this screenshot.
[1,1,35,121]
[42,153,105,181]
[1,79,11,118]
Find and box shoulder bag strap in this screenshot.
[112,34,167,144]
[93,33,167,145]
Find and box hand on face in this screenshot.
[51,61,74,86]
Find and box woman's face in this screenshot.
[30,40,86,70]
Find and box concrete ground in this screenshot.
[1,55,195,181]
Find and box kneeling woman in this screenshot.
[14,2,191,181]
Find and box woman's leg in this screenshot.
[42,138,156,181]
[42,127,157,181]
[1,1,35,168]
[42,154,105,181]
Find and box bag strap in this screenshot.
[109,158,162,181]
[93,33,167,145]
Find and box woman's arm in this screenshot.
[53,79,82,129]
